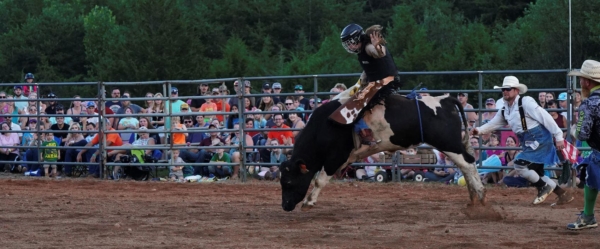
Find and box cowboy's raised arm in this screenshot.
[475,108,507,135]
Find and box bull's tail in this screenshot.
[450,97,475,163]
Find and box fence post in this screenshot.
[99,81,106,179]
[238,78,247,182]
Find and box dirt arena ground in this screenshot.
[0,177,598,249]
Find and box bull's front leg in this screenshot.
[444,152,486,206]
[301,167,333,211]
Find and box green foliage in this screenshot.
[0,0,598,97]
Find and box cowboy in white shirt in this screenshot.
[471,76,573,205]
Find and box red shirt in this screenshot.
[215,100,230,122]
[267,124,294,144]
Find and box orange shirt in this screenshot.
[200,102,217,113]
[215,100,230,122]
[172,124,186,145]
[91,128,124,152]
[267,124,294,144]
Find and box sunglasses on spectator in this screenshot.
[501,88,515,92]
[285,102,293,105]
[29,120,37,124]
[0,96,5,99]
[274,118,283,121]
[182,108,189,110]
[184,121,193,123]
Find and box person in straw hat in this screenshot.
[566,59,600,230]
[471,76,573,205]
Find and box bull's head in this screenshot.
[280,159,313,211]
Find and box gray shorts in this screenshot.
[169,172,184,179]
[43,164,57,169]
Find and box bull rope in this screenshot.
[406,84,425,143]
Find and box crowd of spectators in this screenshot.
[1,74,583,185]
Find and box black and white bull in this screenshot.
[279,92,486,212]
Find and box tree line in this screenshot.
[0,0,599,99]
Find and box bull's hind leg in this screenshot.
[444,152,486,206]
[301,167,332,211]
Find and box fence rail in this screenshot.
[0,69,584,183]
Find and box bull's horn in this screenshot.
[300,164,309,174]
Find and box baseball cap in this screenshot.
[294,84,303,90]
[485,98,495,105]
[86,101,96,108]
[28,119,37,124]
[171,87,178,93]
[56,104,64,111]
[273,82,282,89]
[212,88,220,93]
[14,85,22,90]
[181,103,189,109]
[316,98,322,103]
[208,124,217,129]
[557,92,567,101]
[200,82,208,86]
[419,87,428,91]
[244,81,251,87]
[262,83,271,90]
[458,92,468,96]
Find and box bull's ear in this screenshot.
[295,159,308,174]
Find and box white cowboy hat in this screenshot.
[493,76,528,94]
[568,60,600,83]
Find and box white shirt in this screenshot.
[478,95,563,142]
[10,123,22,138]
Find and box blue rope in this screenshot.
[405,83,425,143]
[414,95,425,143]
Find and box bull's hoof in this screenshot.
[301,203,314,211]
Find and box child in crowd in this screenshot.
[400,148,417,179]
[40,132,59,178]
[486,134,503,157]
[171,116,187,145]
[169,149,185,182]
[209,142,231,179]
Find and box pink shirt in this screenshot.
[0,133,20,154]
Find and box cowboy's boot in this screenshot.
[353,129,380,160]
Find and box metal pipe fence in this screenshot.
[0,69,585,183]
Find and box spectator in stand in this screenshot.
[169,149,185,182]
[23,73,37,97]
[23,92,46,114]
[557,92,569,119]
[142,92,154,113]
[49,105,73,126]
[208,143,232,179]
[470,136,488,165]
[200,89,218,120]
[423,154,456,182]
[457,92,477,123]
[399,148,418,179]
[38,113,51,130]
[117,91,143,114]
[21,119,37,147]
[77,120,123,178]
[293,85,311,110]
[486,134,503,157]
[179,103,192,115]
[546,100,567,138]
[13,86,28,111]
[105,87,122,114]
[244,97,257,112]
[538,91,547,107]
[5,96,21,125]
[165,87,185,133]
[482,133,504,184]
[215,87,230,124]
[0,91,7,123]
[191,83,210,112]
[501,135,521,166]
[258,95,275,120]
[113,126,156,179]
[265,104,282,128]
[195,114,209,128]
[170,116,187,146]
[544,92,555,108]
[184,115,206,145]
[182,124,225,176]
[226,105,240,129]
[225,123,254,180]
[271,82,283,104]
[288,111,305,137]
[23,129,41,175]
[89,94,115,129]
[418,87,430,97]
[267,114,293,145]
[4,112,22,139]
[243,81,255,110]
[149,92,166,143]
[61,123,85,176]
[228,80,244,110]
[44,92,59,115]
[117,106,140,142]
[573,90,582,110]
[137,117,160,145]
[0,121,23,173]
[257,83,272,107]
[334,83,348,92]
[355,152,384,180]
[253,110,266,129]
[40,131,59,178]
[259,139,285,180]
[329,87,341,100]
[481,98,497,123]
[244,118,258,137]
[66,95,83,124]
[81,102,99,130]
[64,122,97,176]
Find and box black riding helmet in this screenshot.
[341,24,364,54]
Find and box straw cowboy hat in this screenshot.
[493,76,528,94]
[568,59,600,83]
